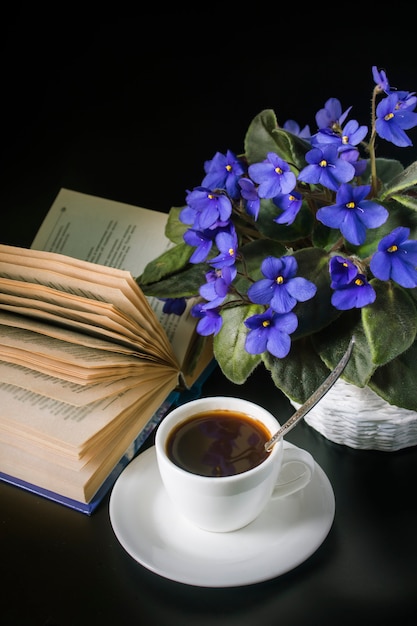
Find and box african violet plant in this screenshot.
[138,66,417,411]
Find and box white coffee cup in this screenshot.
[155,396,315,533]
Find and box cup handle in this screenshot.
[271,444,315,498]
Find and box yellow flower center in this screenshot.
[342,135,349,144]
[276,276,284,284]
[346,201,356,209]
[275,166,283,175]
[388,244,398,253]
[226,164,232,172]
[228,248,235,257]
[262,320,271,328]
[384,112,394,121]
[208,194,214,200]
[319,159,328,168]
[289,194,296,201]
[355,278,364,286]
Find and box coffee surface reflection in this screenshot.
[166,409,271,477]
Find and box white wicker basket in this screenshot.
[291,378,417,451]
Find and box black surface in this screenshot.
[2,13,417,626]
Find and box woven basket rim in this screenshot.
[291,379,417,451]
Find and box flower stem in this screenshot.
[369,87,379,197]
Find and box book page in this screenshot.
[29,188,200,368]
[0,373,178,456]
[31,188,171,275]
[0,247,172,348]
[0,376,177,502]
[0,287,173,361]
[0,361,148,405]
[0,372,176,502]
[0,322,179,384]
[0,189,214,504]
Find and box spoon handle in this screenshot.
[265,336,356,452]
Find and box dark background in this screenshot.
[2,12,417,249]
[2,11,417,626]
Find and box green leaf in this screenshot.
[229,238,286,308]
[237,238,287,288]
[354,197,417,258]
[256,198,315,242]
[181,335,211,380]
[165,206,188,244]
[270,127,310,169]
[138,243,193,285]
[390,192,417,212]
[291,247,340,338]
[214,303,262,384]
[379,160,417,199]
[243,109,309,168]
[262,294,376,404]
[404,286,417,307]
[244,110,280,164]
[314,311,376,387]
[362,279,417,365]
[369,341,417,411]
[362,157,404,188]
[312,221,342,252]
[138,261,207,298]
[263,337,331,404]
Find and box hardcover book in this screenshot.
[0,188,214,513]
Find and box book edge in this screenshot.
[0,359,217,514]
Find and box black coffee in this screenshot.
[166,409,271,477]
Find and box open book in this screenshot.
[0,188,214,512]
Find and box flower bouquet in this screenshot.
[138,66,417,413]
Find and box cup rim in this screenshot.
[155,396,283,482]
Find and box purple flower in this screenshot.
[209,227,239,269]
[375,93,417,147]
[179,201,199,227]
[199,266,237,307]
[329,256,359,289]
[331,274,376,310]
[248,152,296,198]
[247,255,317,313]
[394,90,417,112]
[161,298,187,315]
[311,128,340,147]
[340,119,368,150]
[370,226,417,288]
[273,190,303,225]
[238,177,261,219]
[315,98,352,130]
[244,308,298,358]
[183,186,232,230]
[202,150,245,199]
[298,144,356,192]
[191,303,223,336]
[183,227,217,263]
[312,119,368,152]
[283,119,311,140]
[372,66,390,94]
[338,148,367,177]
[316,183,389,245]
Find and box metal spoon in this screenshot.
[265,335,356,452]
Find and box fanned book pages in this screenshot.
[0,189,214,513]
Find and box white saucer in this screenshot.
[109,442,335,587]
